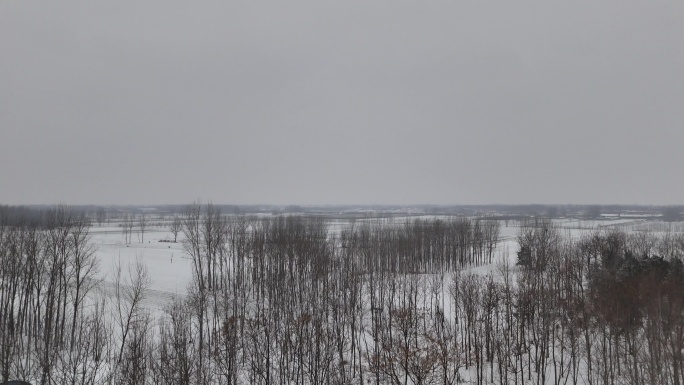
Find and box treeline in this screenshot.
[160,205,501,384]
[0,206,105,384]
[2,204,684,384]
[0,206,51,227]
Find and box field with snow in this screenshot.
[89,215,666,303]
[4,209,684,385]
[90,224,191,308]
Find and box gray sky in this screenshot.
[1,1,683,206]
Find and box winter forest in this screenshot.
[1,204,684,385]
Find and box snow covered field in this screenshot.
[4,211,684,384]
[88,216,680,313]
[89,224,191,309]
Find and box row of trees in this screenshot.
[2,204,684,384]
[154,207,684,385]
[0,205,158,385]
[120,214,150,245]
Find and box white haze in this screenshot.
[1,1,683,205]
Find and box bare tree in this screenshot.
[170,215,182,243]
[152,299,195,385]
[55,298,111,385]
[122,214,135,245]
[112,258,151,373]
[138,213,149,243]
[96,207,106,227]
[67,214,100,350]
[181,203,212,385]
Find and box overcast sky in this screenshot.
[1,1,683,206]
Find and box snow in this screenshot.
[88,216,684,315]
[90,224,192,307]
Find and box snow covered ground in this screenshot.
[88,216,684,312]
[90,224,192,309]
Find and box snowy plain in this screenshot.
[87,216,666,313]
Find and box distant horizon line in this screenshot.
[3,202,683,208]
